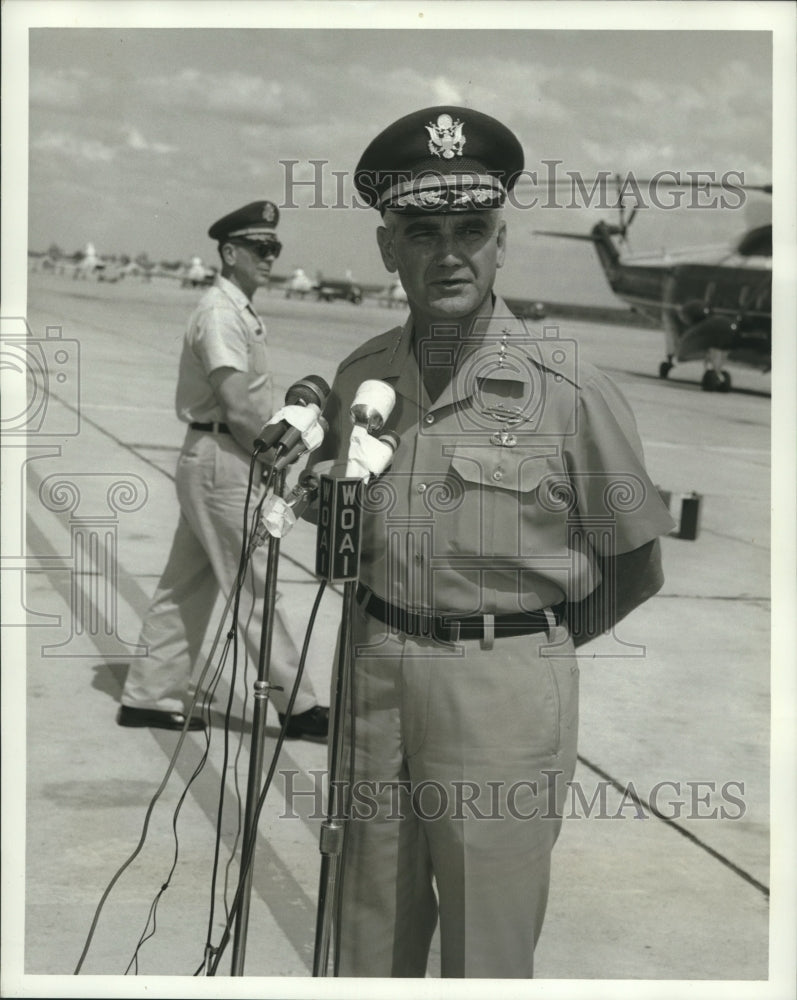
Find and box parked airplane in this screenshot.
[284,267,315,299]
[32,242,107,279]
[180,256,216,288]
[72,242,105,279]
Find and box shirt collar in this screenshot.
[457,295,531,379]
[377,297,553,410]
[422,297,537,410]
[215,274,254,313]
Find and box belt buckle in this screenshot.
[434,615,459,643]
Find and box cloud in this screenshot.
[31,130,116,163]
[30,123,176,165]
[137,68,312,122]
[122,125,177,155]
[29,67,92,109]
[431,76,464,105]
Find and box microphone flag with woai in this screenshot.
[316,380,398,582]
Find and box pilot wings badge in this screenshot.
[426,114,465,159]
[482,403,526,448]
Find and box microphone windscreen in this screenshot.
[285,374,331,408]
[271,415,329,471]
[350,380,396,433]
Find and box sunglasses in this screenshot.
[230,238,282,260]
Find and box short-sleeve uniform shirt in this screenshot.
[175,275,273,424]
[311,297,675,615]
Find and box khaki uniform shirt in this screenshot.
[175,275,273,424]
[311,297,675,615]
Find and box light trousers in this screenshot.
[122,429,318,715]
[334,604,579,978]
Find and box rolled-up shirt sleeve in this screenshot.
[564,370,676,555]
[191,305,250,374]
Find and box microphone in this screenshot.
[316,381,398,580]
[255,374,330,452]
[346,381,399,481]
[271,416,328,472]
[262,470,319,538]
[349,379,396,434]
[377,430,401,454]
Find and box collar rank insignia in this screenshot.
[426,113,465,159]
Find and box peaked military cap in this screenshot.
[354,106,524,214]
[208,200,280,242]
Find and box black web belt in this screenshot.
[190,421,231,434]
[356,584,565,642]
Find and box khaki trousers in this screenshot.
[334,604,579,978]
[122,429,318,715]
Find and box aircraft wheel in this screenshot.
[659,361,673,379]
[701,370,722,392]
[717,371,732,393]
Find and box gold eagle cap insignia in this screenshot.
[426,113,466,159]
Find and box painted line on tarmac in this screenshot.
[658,593,769,603]
[81,403,175,414]
[646,440,769,456]
[697,527,769,551]
[25,505,322,973]
[578,753,769,898]
[45,389,320,580]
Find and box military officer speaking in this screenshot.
[305,107,675,977]
[118,201,328,740]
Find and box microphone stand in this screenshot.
[229,466,287,975]
[311,474,364,977]
[312,577,356,976]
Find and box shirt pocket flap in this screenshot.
[449,444,565,495]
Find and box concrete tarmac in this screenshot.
[3,270,786,998]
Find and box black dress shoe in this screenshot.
[117,705,206,731]
[278,705,329,742]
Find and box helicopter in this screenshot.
[536,182,772,392]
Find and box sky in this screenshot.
[9,2,792,305]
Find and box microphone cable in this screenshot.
[125,449,270,973]
[202,574,328,976]
[199,448,275,953]
[74,446,269,975]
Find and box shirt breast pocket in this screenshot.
[448,444,565,497]
[442,445,570,558]
[249,337,269,376]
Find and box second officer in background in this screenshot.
[118,201,328,740]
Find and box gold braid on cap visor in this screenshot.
[379,173,506,212]
[226,227,279,239]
